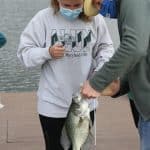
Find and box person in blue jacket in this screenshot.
[0,32,7,48]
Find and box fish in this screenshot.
[65,93,90,150]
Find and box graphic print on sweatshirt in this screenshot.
[51,29,92,58]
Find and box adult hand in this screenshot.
[101,80,120,96]
[81,81,101,99]
[81,79,120,99]
[49,43,65,59]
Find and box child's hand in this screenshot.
[49,43,65,59]
[101,80,120,96]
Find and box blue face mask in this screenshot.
[100,0,118,18]
[60,7,83,21]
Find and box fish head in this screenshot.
[72,93,90,119]
[78,100,90,119]
[72,93,82,104]
[73,101,90,120]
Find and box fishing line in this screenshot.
[94,98,97,147]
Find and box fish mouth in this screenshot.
[72,93,82,103]
[71,93,90,119]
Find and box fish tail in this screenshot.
[73,144,81,150]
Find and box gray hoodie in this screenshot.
[17,8,114,118]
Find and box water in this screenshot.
[0,0,49,92]
[0,0,119,92]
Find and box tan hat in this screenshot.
[84,0,99,16]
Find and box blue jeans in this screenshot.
[138,116,150,150]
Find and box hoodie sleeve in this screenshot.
[89,0,148,91]
[92,15,114,72]
[17,11,51,68]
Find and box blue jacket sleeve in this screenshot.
[0,33,7,48]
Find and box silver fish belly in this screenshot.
[65,94,90,150]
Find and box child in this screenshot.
[17,0,114,149]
